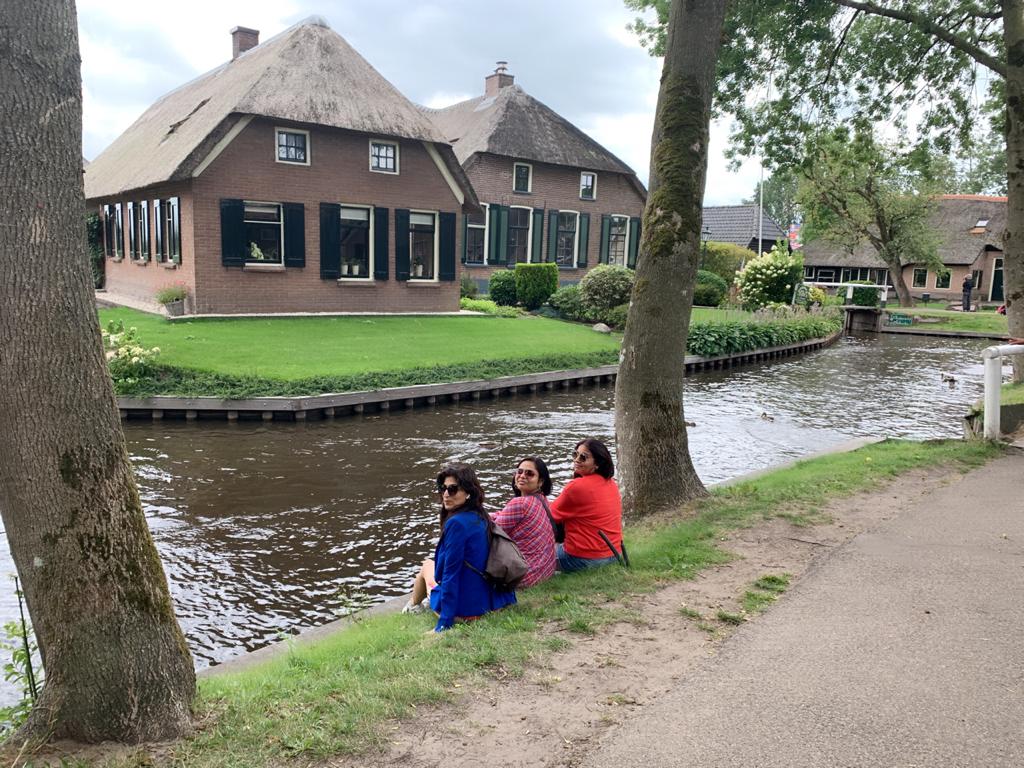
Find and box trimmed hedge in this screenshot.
[686,312,842,357]
[579,265,634,316]
[849,280,879,307]
[700,241,755,283]
[489,270,518,306]
[515,263,559,310]
[694,270,729,307]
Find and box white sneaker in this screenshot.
[401,600,424,614]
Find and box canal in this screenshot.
[0,332,1000,678]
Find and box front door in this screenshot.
[990,257,1004,302]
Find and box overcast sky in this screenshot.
[77,0,763,205]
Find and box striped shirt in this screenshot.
[492,493,557,588]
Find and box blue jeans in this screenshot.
[556,543,618,573]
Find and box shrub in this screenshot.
[547,285,591,322]
[694,269,729,307]
[602,303,630,330]
[808,286,828,306]
[459,274,479,299]
[102,320,161,386]
[700,241,755,283]
[459,298,520,317]
[155,283,188,305]
[514,263,559,310]
[734,245,804,310]
[686,308,842,357]
[579,265,634,316]
[849,279,879,307]
[488,270,518,306]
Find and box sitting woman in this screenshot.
[549,438,623,573]
[404,463,516,631]
[491,457,557,588]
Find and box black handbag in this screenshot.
[538,496,565,544]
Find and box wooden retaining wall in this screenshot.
[118,331,842,422]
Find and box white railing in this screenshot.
[982,344,1024,439]
[804,281,891,305]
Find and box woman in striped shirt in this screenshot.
[491,457,557,588]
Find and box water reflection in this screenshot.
[0,332,998,675]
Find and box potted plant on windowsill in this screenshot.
[155,283,189,317]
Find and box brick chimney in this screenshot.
[231,26,260,60]
[484,62,514,97]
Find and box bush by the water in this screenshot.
[849,280,879,307]
[700,241,755,283]
[694,270,729,307]
[515,263,559,310]
[734,245,804,310]
[460,274,479,299]
[687,307,842,357]
[547,285,591,322]
[579,265,634,316]
[488,270,518,306]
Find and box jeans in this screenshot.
[556,543,618,573]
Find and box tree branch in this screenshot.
[821,9,862,88]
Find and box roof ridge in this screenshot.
[938,194,1007,202]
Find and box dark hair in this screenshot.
[436,463,486,529]
[576,438,614,479]
[510,456,552,497]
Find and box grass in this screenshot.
[1002,381,1024,407]
[52,438,997,768]
[883,307,1008,335]
[742,573,791,614]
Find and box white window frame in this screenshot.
[579,172,597,201]
[466,203,489,266]
[555,209,580,268]
[369,139,400,174]
[337,203,375,282]
[512,162,533,194]
[408,209,439,282]
[243,200,285,265]
[934,269,952,289]
[274,127,310,166]
[817,268,836,282]
[608,213,630,267]
[508,204,534,263]
[912,268,928,288]
[804,266,815,279]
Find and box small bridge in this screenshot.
[805,281,892,333]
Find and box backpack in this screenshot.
[465,520,529,592]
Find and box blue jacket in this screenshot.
[429,508,516,631]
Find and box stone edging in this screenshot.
[880,327,1010,341]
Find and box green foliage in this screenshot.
[154,283,188,305]
[488,270,518,306]
[602,303,630,330]
[459,298,520,318]
[547,285,592,323]
[85,212,104,289]
[459,274,479,299]
[514,263,559,310]
[694,269,729,307]
[579,265,634,316]
[686,308,841,358]
[745,169,800,231]
[850,280,879,307]
[0,582,41,737]
[734,245,804,310]
[807,286,828,306]
[700,240,754,283]
[102,320,161,387]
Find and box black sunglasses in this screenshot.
[572,450,592,462]
[514,468,537,478]
[438,483,462,496]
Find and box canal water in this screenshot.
[0,332,1001,679]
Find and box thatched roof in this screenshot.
[702,205,787,249]
[84,17,473,203]
[421,85,646,197]
[801,195,1006,268]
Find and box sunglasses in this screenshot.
[572,450,592,463]
[438,483,462,496]
[514,467,538,478]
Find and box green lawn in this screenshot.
[883,307,1008,335]
[1003,381,1024,407]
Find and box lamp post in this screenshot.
[701,225,711,262]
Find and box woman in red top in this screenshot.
[491,457,556,588]
[549,438,623,572]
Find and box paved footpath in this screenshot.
[587,450,1024,768]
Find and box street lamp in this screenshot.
[701,225,711,260]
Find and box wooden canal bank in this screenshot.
[117,331,842,422]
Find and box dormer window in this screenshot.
[276,128,309,165]
[370,140,399,174]
[513,162,532,193]
[580,172,597,200]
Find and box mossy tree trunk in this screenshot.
[614,0,728,518]
[0,0,195,743]
[1005,0,1024,381]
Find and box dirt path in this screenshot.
[330,468,958,768]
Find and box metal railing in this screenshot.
[982,344,1024,439]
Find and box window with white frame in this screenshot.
[609,215,629,266]
[155,197,181,263]
[972,269,983,289]
[912,268,928,288]
[513,162,532,193]
[409,212,436,279]
[370,140,399,173]
[555,211,579,267]
[804,266,815,279]
[129,201,149,260]
[276,128,309,164]
[817,268,835,282]
[579,172,596,200]
[340,206,372,278]
[244,202,283,263]
[935,270,951,289]
[508,206,532,263]
[465,204,488,264]
[841,267,871,282]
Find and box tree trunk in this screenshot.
[1005,0,1024,380]
[615,0,729,518]
[0,1,195,743]
[881,257,914,307]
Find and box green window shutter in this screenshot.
[169,197,181,265]
[488,204,506,265]
[283,203,305,268]
[547,210,559,263]
[627,217,641,268]
[578,213,590,268]
[395,208,410,280]
[319,203,341,280]
[141,201,150,261]
[374,207,389,281]
[599,214,611,264]
[461,214,468,264]
[220,199,245,267]
[439,212,457,281]
[532,207,544,262]
[126,201,136,258]
[153,200,163,260]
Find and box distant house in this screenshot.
[801,195,1006,303]
[702,205,788,255]
[84,17,478,315]
[422,64,647,287]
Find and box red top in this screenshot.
[550,474,623,559]
[492,493,556,588]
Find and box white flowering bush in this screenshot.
[734,244,805,310]
[102,321,160,386]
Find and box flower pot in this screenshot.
[352,264,361,276]
[413,265,423,278]
[341,263,350,276]
[164,299,185,317]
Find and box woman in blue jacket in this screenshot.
[404,463,516,631]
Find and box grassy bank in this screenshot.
[884,307,1008,335]
[83,439,998,768]
[1003,381,1024,406]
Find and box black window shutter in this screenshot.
[439,212,457,281]
[497,205,509,264]
[154,199,164,259]
[169,197,181,265]
[547,210,559,263]
[395,208,410,280]
[319,203,341,280]
[220,199,245,266]
[532,207,544,262]
[283,203,305,268]
[374,207,389,281]
[461,214,468,264]
[599,214,612,264]
[141,201,150,261]
[627,217,642,268]
[127,201,136,258]
[487,204,504,265]
[578,213,590,268]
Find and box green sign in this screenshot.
[887,312,912,327]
